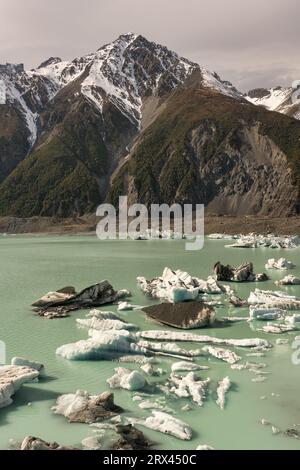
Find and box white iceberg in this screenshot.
[107,367,146,391]
[249,306,287,321]
[167,372,210,406]
[0,365,40,409]
[216,377,231,410]
[171,362,209,372]
[137,267,230,303]
[196,444,214,450]
[129,411,192,440]
[137,330,271,349]
[248,289,300,310]
[265,258,296,270]
[275,275,300,286]
[203,346,241,364]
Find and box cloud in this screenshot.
[0,0,299,90]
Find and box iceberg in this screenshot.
[196,444,215,450]
[214,262,268,282]
[227,234,300,250]
[248,289,300,310]
[20,436,77,451]
[129,411,193,440]
[275,275,300,286]
[32,281,130,317]
[76,314,137,331]
[216,377,231,410]
[107,367,146,391]
[137,330,271,349]
[203,346,241,364]
[249,306,287,321]
[0,365,40,409]
[52,390,122,423]
[137,267,230,303]
[171,362,209,372]
[265,258,296,270]
[167,372,210,406]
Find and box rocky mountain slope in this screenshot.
[0,34,300,218]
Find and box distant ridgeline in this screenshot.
[0,63,24,75]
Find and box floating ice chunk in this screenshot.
[77,317,137,331]
[0,365,40,409]
[129,411,192,440]
[216,377,231,410]
[265,258,295,270]
[137,330,271,349]
[275,275,300,286]
[276,339,289,345]
[260,324,297,334]
[117,302,143,311]
[136,340,201,358]
[249,306,287,321]
[138,267,229,303]
[196,444,214,450]
[203,346,241,364]
[171,362,209,372]
[52,390,122,423]
[167,372,210,406]
[138,400,163,410]
[11,357,44,374]
[227,234,300,250]
[107,367,146,391]
[56,330,139,360]
[248,289,300,310]
[81,436,102,450]
[285,314,300,324]
[140,364,154,376]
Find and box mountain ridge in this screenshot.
[0,33,300,218]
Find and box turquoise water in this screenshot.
[0,235,300,450]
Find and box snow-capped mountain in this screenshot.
[246,82,300,119]
[1,33,300,220]
[0,33,243,148]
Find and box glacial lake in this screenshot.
[0,235,300,450]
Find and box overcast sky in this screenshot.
[1,0,299,91]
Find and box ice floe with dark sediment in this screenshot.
[214,261,268,282]
[52,390,122,423]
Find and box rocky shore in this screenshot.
[2,215,300,236]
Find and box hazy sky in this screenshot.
[1,0,299,91]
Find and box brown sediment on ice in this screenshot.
[142,301,215,329]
